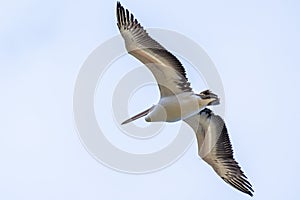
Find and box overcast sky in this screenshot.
[1,0,300,199]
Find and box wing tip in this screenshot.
[116,1,124,28]
[116,1,122,16]
[222,176,254,197]
[245,188,254,197]
[116,1,121,8]
[116,1,134,29]
[245,191,254,197]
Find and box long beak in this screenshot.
[121,106,155,125]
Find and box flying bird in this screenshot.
[116,2,254,196]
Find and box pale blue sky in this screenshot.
[1,0,300,199]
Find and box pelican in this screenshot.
[116,2,254,196]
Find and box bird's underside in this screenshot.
[116,2,254,196]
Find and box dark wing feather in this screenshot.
[116,2,192,97]
[184,108,254,196]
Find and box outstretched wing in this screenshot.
[184,108,254,196]
[116,2,192,97]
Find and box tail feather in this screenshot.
[198,90,220,106]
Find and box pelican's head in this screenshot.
[145,116,152,122]
[144,104,168,122]
[199,90,220,106]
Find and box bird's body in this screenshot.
[116,2,254,196]
[146,92,218,122]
